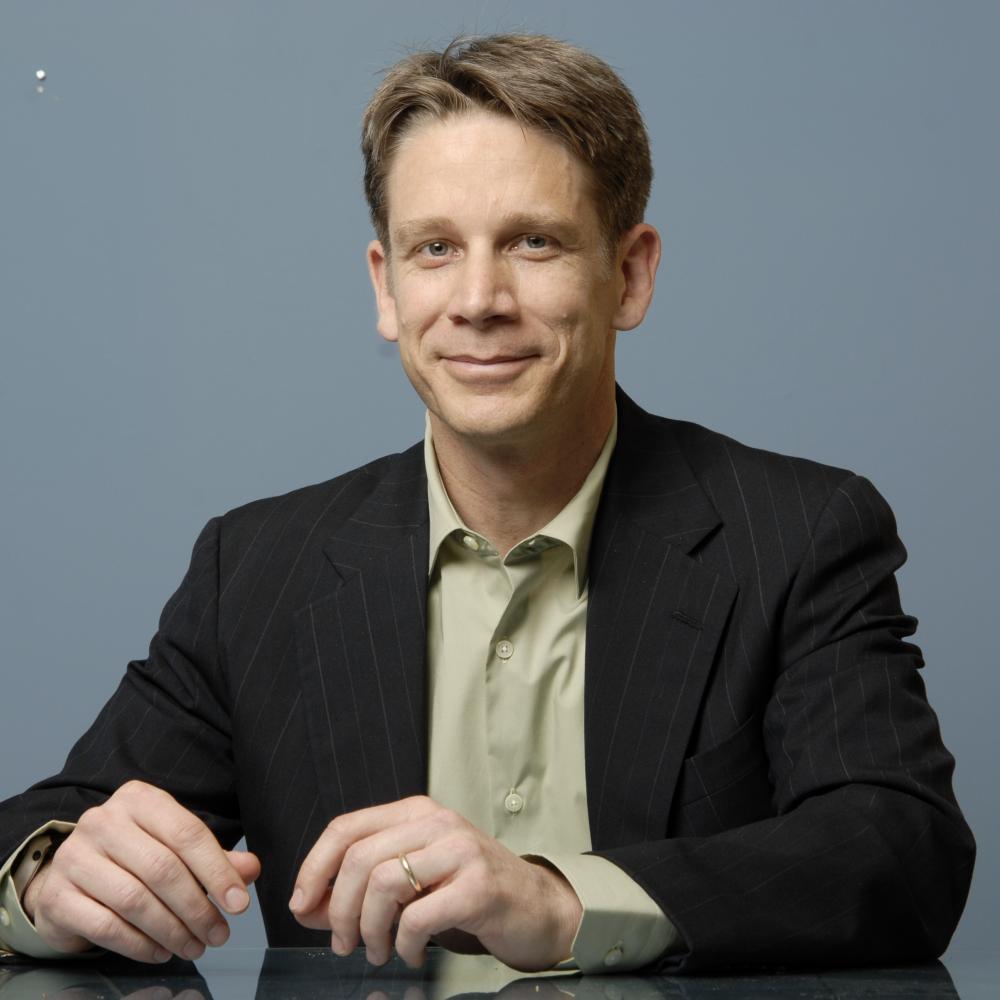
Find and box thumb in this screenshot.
[226,849,262,886]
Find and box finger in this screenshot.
[291,888,333,930]
[62,852,206,960]
[326,823,450,953]
[395,882,480,969]
[292,797,437,913]
[356,860,414,965]
[358,847,452,966]
[36,885,174,964]
[117,784,250,915]
[88,824,230,948]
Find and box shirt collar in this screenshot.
[424,413,618,595]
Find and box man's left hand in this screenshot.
[288,796,583,971]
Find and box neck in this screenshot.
[430,395,616,556]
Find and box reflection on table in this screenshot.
[0,946,973,1000]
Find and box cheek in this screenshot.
[527,285,586,333]
[523,265,605,327]
[395,283,447,339]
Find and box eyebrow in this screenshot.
[390,218,454,248]
[390,213,585,248]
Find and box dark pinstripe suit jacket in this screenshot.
[0,389,974,971]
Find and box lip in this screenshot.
[442,355,538,381]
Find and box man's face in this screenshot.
[368,112,632,452]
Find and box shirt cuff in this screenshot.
[0,821,79,959]
[529,852,681,973]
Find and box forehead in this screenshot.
[384,111,601,235]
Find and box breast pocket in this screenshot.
[670,712,776,837]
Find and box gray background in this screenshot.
[1,0,996,970]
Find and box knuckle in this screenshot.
[403,795,434,820]
[76,805,107,832]
[144,849,185,888]
[327,897,348,933]
[341,843,371,876]
[118,779,153,802]
[50,835,82,869]
[398,905,430,939]
[170,816,208,851]
[369,862,398,895]
[114,880,149,916]
[90,910,122,946]
[431,806,464,833]
[324,815,347,837]
[201,860,235,895]
[167,921,198,953]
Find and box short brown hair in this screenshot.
[361,34,652,250]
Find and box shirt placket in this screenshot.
[485,546,544,848]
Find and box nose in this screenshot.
[446,248,517,329]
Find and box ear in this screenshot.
[367,239,399,342]
[611,224,662,332]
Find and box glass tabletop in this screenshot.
[1,947,995,1000]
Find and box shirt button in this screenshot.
[461,534,480,551]
[603,942,624,967]
[0,906,9,927]
[504,790,525,814]
[496,639,514,660]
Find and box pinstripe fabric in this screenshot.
[0,388,973,969]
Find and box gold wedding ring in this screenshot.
[398,852,423,894]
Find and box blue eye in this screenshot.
[523,235,548,249]
[422,241,450,257]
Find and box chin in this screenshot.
[437,398,540,444]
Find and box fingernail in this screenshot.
[289,887,303,911]
[153,946,172,963]
[331,931,346,955]
[182,939,204,960]
[149,988,173,1000]
[225,886,249,912]
[208,924,229,947]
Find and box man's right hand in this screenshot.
[21,780,260,963]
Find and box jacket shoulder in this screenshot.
[207,443,426,579]
[675,417,854,502]
[631,403,863,536]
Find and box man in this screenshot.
[0,35,974,974]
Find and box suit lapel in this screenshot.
[295,447,430,821]
[586,392,738,849]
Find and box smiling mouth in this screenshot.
[446,355,535,364]
[441,354,538,383]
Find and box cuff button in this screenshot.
[603,942,624,967]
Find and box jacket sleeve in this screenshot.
[0,517,242,866]
[592,474,975,972]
